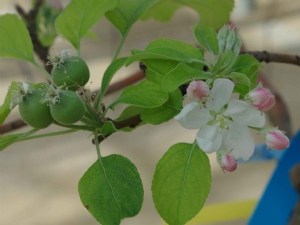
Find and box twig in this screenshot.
[241,50,300,66]
[15,0,51,70]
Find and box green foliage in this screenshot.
[143,59,180,84]
[226,72,251,96]
[127,39,204,65]
[0,134,22,151]
[217,25,241,56]
[0,2,263,225]
[0,82,20,125]
[115,106,142,122]
[0,129,37,151]
[78,155,144,225]
[96,57,128,108]
[111,80,169,108]
[0,14,35,63]
[143,0,234,29]
[140,89,183,124]
[152,143,211,225]
[232,54,261,88]
[100,121,118,136]
[106,0,158,36]
[194,26,219,55]
[162,63,210,92]
[55,0,118,49]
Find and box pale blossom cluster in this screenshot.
[175,79,289,172]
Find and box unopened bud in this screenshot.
[218,152,237,172]
[248,87,275,111]
[186,80,210,101]
[266,129,290,150]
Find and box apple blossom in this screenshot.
[248,86,275,111]
[266,129,290,150]
[175,78,265,161]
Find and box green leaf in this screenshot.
[127,39,204,65]
[36,3,61,47]
[106,0,158,36]
[0,134,21,151]
[0,81,20,125]
[212,50,236,74]
[98,57,128,102]
[116,106,142,122]
[115,106,144,131]
[78,155,144,225]
[143,59,180,84]
[226,72,251,96]
[232,54,261,88]
[152,143,211,225]
[143,0,234,29]
[217,25,241,56]
[162,63,210,92]
[194,26,219,55]
[55,0,118,49]
[0,14,35,63]
[0,129,37,151]
[141,89,182,124]
[100,121,117,136]
[111,80,169,108]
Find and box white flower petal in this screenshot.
[196,124,222,153]
[206,78,234,111]
[223,121,255,161]
[174,102,212,129]
[225,99,265,128]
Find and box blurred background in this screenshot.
[1,0,300,224]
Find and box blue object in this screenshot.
[248,131,300,224]
[250,144,284,161]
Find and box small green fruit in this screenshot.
[19,89,53,129]
[51,56,90,90]
[50,90,85,125]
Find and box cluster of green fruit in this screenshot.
[17,54,90,129]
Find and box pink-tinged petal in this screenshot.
[217,152,237,172]
[196,124,222,153]
[174,102,212,129]
[248,87,275,111]
[206,78,234,111]
[186,80,210,101]
[266,129,290,150]
[225,99,265,128]
[223,121,255,161]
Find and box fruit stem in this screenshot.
[53,121,95,131]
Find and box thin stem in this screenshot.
[18,129,40,141]
[112,31,129,62]
[17,129,77,142]
[93,32,129,112]
[94,130,102,159]
[53,122,95,131]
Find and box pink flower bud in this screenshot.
[266,129,290,150]
[186,80,210,101]
[218,153,237,172]
[248,87,275,111]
